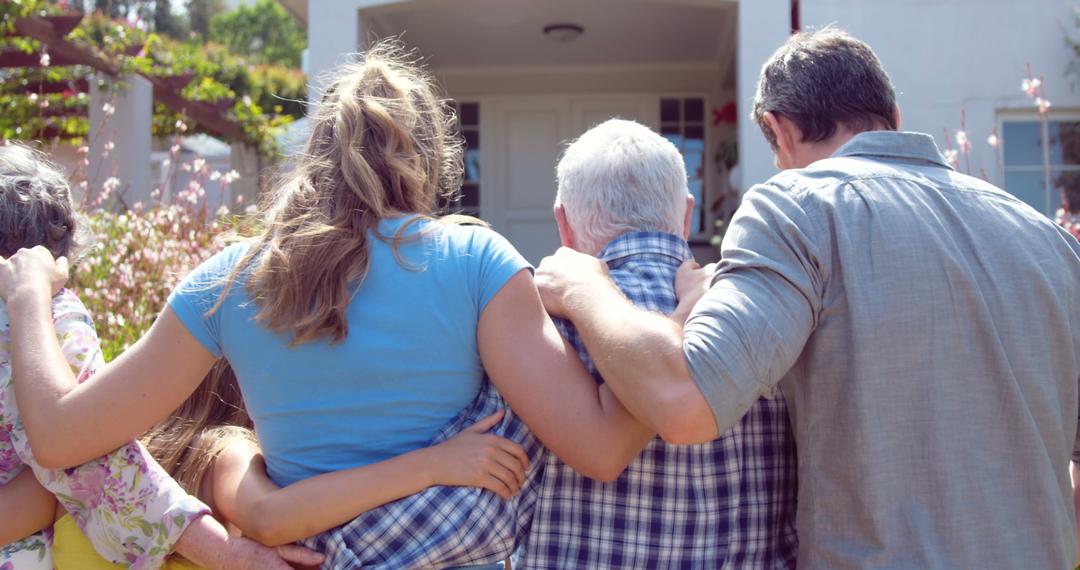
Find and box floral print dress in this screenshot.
[0,290,208,569]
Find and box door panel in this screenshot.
[483,94,658,265]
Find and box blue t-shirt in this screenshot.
[168,216,530,486]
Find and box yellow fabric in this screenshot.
[53,515,203,570]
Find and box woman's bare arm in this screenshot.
[212,412,528,546]
[8,298,217,469]
[478,270,654,482]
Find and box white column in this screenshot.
[736,0,790,192]
[307,1,366,107]
[228,141,261,211]
[88,73,152,210]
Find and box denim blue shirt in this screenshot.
[685,131,1080,569]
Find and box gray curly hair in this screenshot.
[0,142,89,260]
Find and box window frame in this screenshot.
[997,109,1080,216]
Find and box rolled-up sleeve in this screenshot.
[683,182,826,433]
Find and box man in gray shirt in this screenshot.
[535,28,1080,568]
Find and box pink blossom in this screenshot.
[1022,77,1041,96]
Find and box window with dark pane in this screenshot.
[1002,118,1080,216]
[660,97,707,234]
[441,101,481,217]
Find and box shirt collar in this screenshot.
[597,231,694,266]
[831,131,954,170]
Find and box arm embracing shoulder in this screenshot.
[479,270,652,482]
[682,182,825,436]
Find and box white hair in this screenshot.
[555,119,688,254]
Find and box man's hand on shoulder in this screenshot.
[535,247,611,318]
[672,261,717,325]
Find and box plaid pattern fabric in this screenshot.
[517,231,799,570]
[303,379,544,569]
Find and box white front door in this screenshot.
[482,94,658,264]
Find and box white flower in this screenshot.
[222,170,241,184]
[27,93,38,103]
[39,51,50,67]
[104,141,115,151]
[175,120,188,132]
[987,133,999,148]
[192,158,206,172]
[243,95,252,107]
[170,144,180,154]
[210,170,222,181]
[942,148,960,167]
[955,130,969,150]
[1022,77,1042,96]
[244,204,258,215]
[1036,97,1052,114]
[101,102,115,116]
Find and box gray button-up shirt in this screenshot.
[685,131,1080,569]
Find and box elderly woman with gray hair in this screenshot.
[0,143,314,570]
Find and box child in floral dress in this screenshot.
[0,143,207,569]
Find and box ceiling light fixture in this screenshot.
[543,23,584,43]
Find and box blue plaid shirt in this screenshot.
[304,232,797,569]
[519,231,798,569]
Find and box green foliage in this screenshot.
[210,0,305,67]
[185,0,224,39]
[0,1,306,155]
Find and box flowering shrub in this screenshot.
[69,204,236,361]
[1057,208,1080,242]
[62,131,253,360]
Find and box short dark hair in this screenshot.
[0,143,87,259]
[752,27,898,149]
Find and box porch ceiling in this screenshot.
[363,0,736,70]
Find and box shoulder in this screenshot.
[51,289,95,332]
[439,221,513,252]
[51,289,92,320]
[213,435,261,473]
[195,242,252,280]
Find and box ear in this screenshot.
[554,204,576,249]
[682,194,695,240]
[764,111,799,158]
[893,105,902,131]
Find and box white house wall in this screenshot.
[738,0,1080,192]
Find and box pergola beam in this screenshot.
[11,15,252,144]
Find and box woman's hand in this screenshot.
[421,411,529,500]
[0,245,69,302]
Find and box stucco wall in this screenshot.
[737,0,1080,194]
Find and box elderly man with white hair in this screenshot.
[516,119,799,569]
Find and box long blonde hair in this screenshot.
[218,40,464,345]
[140,360,255,495]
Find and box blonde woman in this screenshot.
[2,42,651,567]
